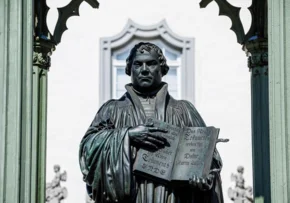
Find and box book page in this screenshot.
[133,119,183,182]
[171,127,219,181]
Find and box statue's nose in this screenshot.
[141,63,149,73]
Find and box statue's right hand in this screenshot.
[128,122,168,150]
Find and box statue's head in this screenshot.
[125,42,169,93]
[237,166,244,174]
[54,164,60,173]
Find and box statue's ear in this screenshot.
[161,64,169,76]
[125,65,131,76]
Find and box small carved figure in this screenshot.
[228,166,253,203]
[79,42,225,203]
[46,165,68,203]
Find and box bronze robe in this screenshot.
[79,83,224,203]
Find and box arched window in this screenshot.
[100,19,195,105]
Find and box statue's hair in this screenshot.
[54,164,60,171]
[237,166,244,173]
[125,42,169,76]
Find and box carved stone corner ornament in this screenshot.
[33,0,99,70]
[199,0,267,45]
[33,37,56,70]
[33,52,51,68]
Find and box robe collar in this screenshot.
[125,82,168,123]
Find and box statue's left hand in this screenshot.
[189,168,221,191]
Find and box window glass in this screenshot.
[116,50,130,60]
[165,50,178,60]
[163,67,179,97]
[115,67,130,98]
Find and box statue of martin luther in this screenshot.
[79,42,224,203]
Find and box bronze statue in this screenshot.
[79,42,224,203]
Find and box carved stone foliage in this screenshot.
[243,39,268,73]
[33,38,55,70]
[228,166,253,203]
[247,52,268,71]
[46,165,68,203]
[33,52,51,68]
[248,52,268,69]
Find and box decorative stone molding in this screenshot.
[33,52,51,68]
[247,52,268,69]
[34,0,99,45]
[200,0,267,45]
[243,39,268,70]
[33,38,55,70]
[53,0,99,44]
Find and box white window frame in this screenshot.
[99,19,195,105]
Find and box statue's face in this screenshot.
[131,50,162,92]
[54,165,60,172]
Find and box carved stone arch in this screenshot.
[99,19,195,105]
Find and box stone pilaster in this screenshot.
[268,0,290,202]
[0,0,34,203]
[243,39,270,203]
[31,38,55,203]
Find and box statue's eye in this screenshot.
[133,62,142,66]
[147,61,157,66]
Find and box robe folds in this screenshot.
[79,83,224,203]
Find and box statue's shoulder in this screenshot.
[100,94,131,110]
[168,95,195,110]
[99,99,117,109]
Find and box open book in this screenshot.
[133,119,219,184]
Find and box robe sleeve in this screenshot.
[79,101,133,202]
[181,100,224,203]
[180,100,223,169]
